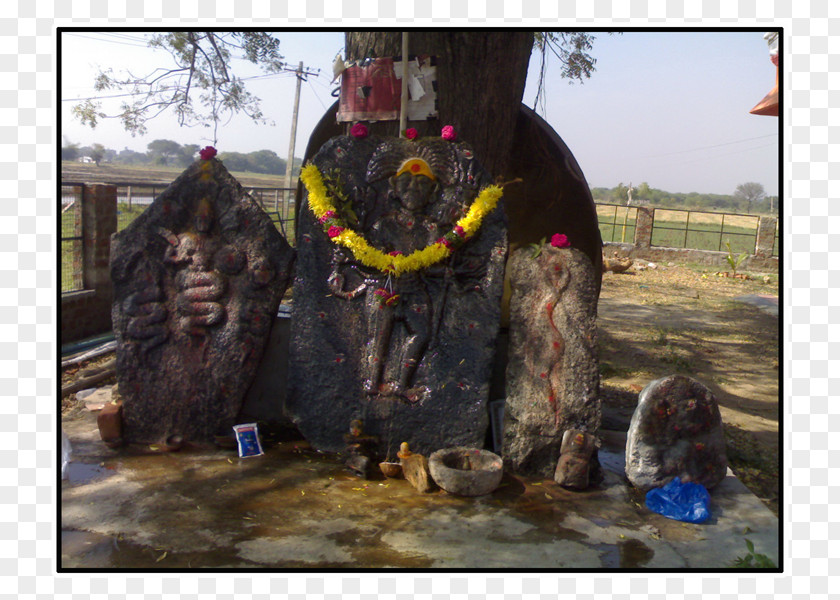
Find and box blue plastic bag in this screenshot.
[645,477,711,523]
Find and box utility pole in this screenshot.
[399,32,409,136]
[282,61,304,211]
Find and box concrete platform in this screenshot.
[60,408,778,570]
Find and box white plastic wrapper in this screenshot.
[232,423,264,458]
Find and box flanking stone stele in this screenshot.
[287,134,507,457]
[625,374,728,491]
[110,157,294,444]
[502,244,601,478]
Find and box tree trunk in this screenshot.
[344,31,534,178]
[298,32,603,289]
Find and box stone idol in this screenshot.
[288,132,507,457]
[503,241,601,479]
[625,375,728,491]
[111,153,294,444]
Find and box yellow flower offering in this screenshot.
[301,164,502,277]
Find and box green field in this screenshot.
[62,161,293,188]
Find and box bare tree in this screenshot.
[71,32,285,144]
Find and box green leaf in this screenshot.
[745,539,755,554]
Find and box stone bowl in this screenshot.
[379,461,403,478]
[428,447,504,497]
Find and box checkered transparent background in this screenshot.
[4,0,827,596]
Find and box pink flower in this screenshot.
[550,233,570,248]
[388,250,403,256]
[441,125,456,141]
[405,128,418,140]
[327,225,345,238]
[350,123,368,138]
[454,225,466,238]
[318,210,336,224]
[199,146,217,160]
[436,237,454,250]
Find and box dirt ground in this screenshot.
[597,260,779,515]
[62,259,779,516]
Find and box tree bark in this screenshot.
[344,31,534,178]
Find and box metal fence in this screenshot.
[650,208,759,255]
[597,203,776,257]
[114,183,298,244]
[246,187,297,244]
[596,204,638,244]
[60,184,84,293]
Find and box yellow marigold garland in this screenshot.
[301,164,502,277]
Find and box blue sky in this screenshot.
[60,30,779,196]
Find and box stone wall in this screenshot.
[633,206,654,249]
[603,242,779,272]
[61,184,117,343]
[754,216,778,259]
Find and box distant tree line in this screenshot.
[61,138,301,176]
[590,181,778,216]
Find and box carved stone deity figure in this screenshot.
[110,157,294,444]
[288,134,507,457]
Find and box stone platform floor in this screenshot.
[60,407,778,571]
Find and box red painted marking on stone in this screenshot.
[545,300,562,427]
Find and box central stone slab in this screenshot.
[288,134,507,457]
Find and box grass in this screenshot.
[730,539,776,568]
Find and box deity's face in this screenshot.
[389,172,437,213]
[194,197,215,233]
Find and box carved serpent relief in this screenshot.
[111,156,294,444]
[122,270,168,357]
[117,192,276,364]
